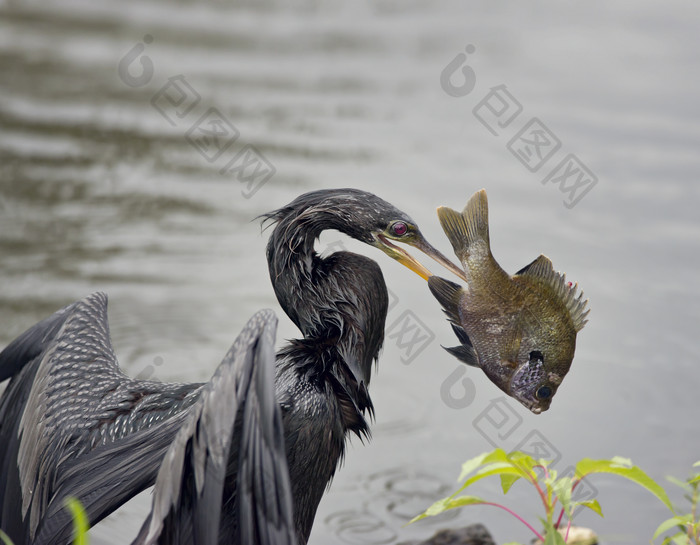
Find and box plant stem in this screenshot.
[554,507,565,529]
[517,461,549,514]
[692,483,699,545]
[481,502,546,541]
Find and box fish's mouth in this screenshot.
[508,362,551,414]
[509,390,549,414]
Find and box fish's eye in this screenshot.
[535,386,552,400]
[390,221,408,237]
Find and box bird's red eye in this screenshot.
[391,222,408,236]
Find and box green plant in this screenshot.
[653,461,700,545]
[411,448,673,544]
[0,497,89,545]
[0,530,12,545]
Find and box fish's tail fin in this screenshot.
[436,189,490,262]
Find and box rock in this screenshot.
[397,523,496,545]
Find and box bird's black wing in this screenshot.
[0,293,201,545]
[133,309,297,545]
[0,299,79,541]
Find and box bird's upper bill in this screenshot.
[372,233,468,282]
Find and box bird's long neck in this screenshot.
[265,207,350,336]
[264,204,388,414]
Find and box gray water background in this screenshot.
[1,1,699,543]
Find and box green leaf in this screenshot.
[610,456,633,467]
[661,533,690,545]
[501,473,522,494]
[457,463,527,494]
[410,498,449,523]
[457,449,515,482]
[457,451,492,482]
[653,514,693,540]
[508,450,539,471]
[666,476,693,493]
[409,495,484,523]
[546,533,567,545]
[688,474,700,485]
[575,458,673,511]
[444,495,486,510]
[0,530,15,545]
[573,498,603,518]
[65,498,89,545]
[551,476,573,517]
[693,461,700,468]
[542,521,567,545]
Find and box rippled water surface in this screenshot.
[1,1,699,543]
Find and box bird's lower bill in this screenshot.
[373,234,468,282]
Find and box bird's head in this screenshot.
[265,188,465,281]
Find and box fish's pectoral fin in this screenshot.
[428,276,463,324]
[515,254,590,333]
[443,344,480,367]
[499,319,524,364]
[436,189,490,262]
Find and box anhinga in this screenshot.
[0,188,464,545]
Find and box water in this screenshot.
[1,1,699,543]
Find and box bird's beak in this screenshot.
[372,234,468,282]
[411,236,469,282]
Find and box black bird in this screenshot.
[0,188,463,545]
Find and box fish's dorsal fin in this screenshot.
[516,254,590,333]
[516,254,554,278]
[428,276,462,325]
[436,189,490,262]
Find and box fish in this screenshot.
[428,189,589,414]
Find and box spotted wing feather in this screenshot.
[0,293,201,545]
